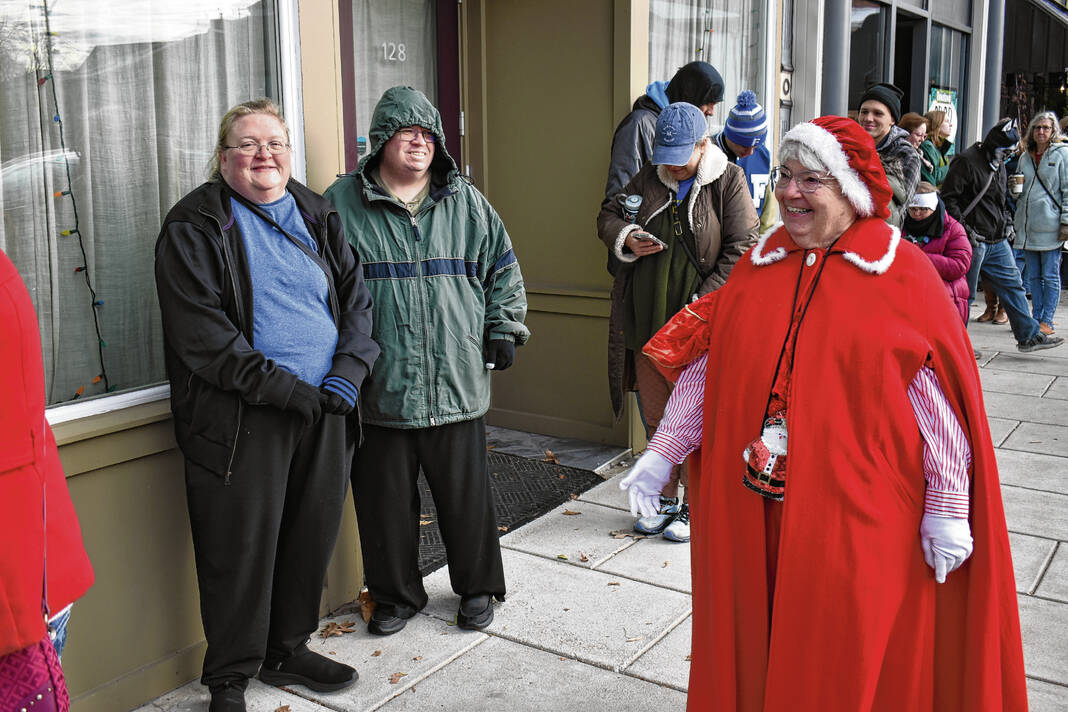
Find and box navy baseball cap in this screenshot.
[652,102,708,166]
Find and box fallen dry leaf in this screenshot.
[662,561,669,568]
[626,635,642,642]
[686,654,692,661]
[579,552,590,562]
[371,650,382,657]
[557,554,569,560]
[607,581,620,586]
[562,509,581,516]
[389,672,408,684]
[559,656,567,661]
[359,590,375,623]
[497,525,509,532]
[319,620,357,638]
[544,449,560,464]
[609,529,646,540]
[412,655,423,661]
[275,706,291,712]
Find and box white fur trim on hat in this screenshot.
[780,122,875,217]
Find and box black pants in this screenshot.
[351,417,505,615]
[184,405,352,689]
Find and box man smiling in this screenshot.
[325,86,529,637]
[857,82,920,227]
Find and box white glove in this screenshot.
[919,514,974,583]
[619,450,674,518]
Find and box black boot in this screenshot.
[208,683,246,712]
[259,643,358,692]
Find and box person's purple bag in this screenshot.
[0,635,69,712]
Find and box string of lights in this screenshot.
[34,0,111,399]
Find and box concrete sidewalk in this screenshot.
[139,300,1068,712]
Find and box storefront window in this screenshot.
[848,0,889,112]
[648,0,768,126]
[0,0,283,405]
[929,23,968,147]
[342,0,437,166]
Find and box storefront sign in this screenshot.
[928,86,959,154]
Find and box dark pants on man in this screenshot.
[184,405,352,690]
[351,417,505,616]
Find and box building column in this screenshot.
[821,0,851,115]
[983,0,1006,131]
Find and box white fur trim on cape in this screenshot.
[750,224,788,265]
[780,122,875,217]
[656,138,728,229]
[614,223,642,263]
[842,225,900,274]
[751,223,901,274]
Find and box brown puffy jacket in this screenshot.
[596,140,759,418]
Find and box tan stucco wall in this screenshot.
[467,0,648,446]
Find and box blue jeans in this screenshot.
[966,240,1039,343]
[1012,247,1027,285]
[1023,248,1063,325]
[48,604,72,658]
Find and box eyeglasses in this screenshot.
[396,128,436,144]
[1034,125,1054,133]
[771,166,836,193]
[223,140,291,156]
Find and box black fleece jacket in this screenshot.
[154,179,380,475]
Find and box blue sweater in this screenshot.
[232,194,338,388]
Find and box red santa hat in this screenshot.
[779,116,893,220]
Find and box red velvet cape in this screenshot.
[1,250,94,655]
[645,219,1026,711]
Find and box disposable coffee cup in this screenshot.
[1010,174,1024,195]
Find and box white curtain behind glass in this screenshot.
[351,0,436,156]
[0,0,278,405]
[649,0,767,133]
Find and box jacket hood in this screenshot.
[645,81,671,110]
[980,118,1020,158]
[357,86,458,182]
[877,124,912,151]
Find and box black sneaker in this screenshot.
[456,594,493,630]
[1017,332,1065,353]
[259,643,358,692]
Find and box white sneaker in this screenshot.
[662,503,690,542]
[633,497,680,534]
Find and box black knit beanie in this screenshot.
[666,61,725,108]
[859,83,904,122]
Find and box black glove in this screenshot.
[285,380,325,427]
[484,339,515,371]
[320,386,355,416]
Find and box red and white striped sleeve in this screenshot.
[648,354,707,464]
[907,366,972,518]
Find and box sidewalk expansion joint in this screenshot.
[1027,540,1058,595]
[618,608,692,673]
[367,633,490,711]
[1026,673,1068,690]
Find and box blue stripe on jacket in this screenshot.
[483,249,517,289]
[423,258,479,278]
[363,259,479,280]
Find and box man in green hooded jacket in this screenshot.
[325,86,529,636]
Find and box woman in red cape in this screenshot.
[621,116,1026,711]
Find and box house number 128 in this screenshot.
[382,43,407,61]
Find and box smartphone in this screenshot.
[633,232,667,249]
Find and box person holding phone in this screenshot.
[597,101,758,542]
